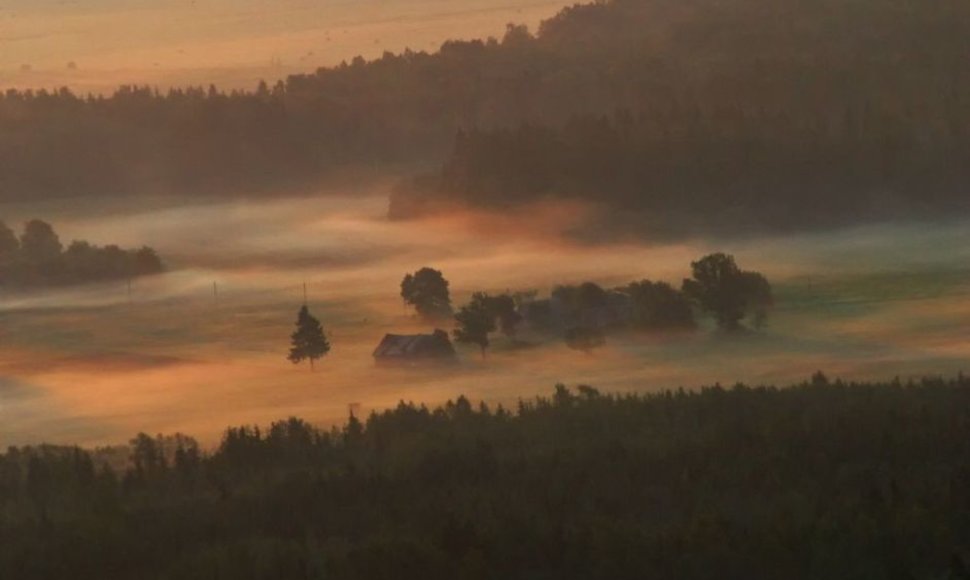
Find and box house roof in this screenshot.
[373,330,456,359]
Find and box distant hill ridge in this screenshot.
[2,0,968,236]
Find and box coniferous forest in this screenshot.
[4,0,970,577]
[4,376,970,579]
[3,0,970,237]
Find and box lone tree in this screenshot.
[288,305,331,371]
[453,292,497,358]
[401,267,453,321]
[681,253,773,331]
[564,326,606,354]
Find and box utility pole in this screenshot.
[213,281,219,305]
[303,281,308,306]
[127,278,132,305]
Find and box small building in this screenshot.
[372,329,457,366]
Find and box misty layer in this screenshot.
[0,219,163,288]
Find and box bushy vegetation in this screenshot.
[0,219,163,287]
[447,253,764,358]
[3,375,970,579]
[401,267,453,321]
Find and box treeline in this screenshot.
[400,254,770,360]
[4,0,970,228]
[397,102,970,235]
[0,219,163,287]
[3,375,970,578]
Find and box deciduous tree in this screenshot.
[401,267,453,321]
[453,292,496,358]
[682,253,773,331]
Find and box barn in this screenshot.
[372,329,457,366]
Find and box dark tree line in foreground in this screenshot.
[4,0,970,238]
[0,219,163,287]
[3,375,970,579]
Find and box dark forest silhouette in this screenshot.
[0,219,163,287]
[3,376,970,579]
[2,0,969,238]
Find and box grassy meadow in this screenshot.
[1,194,968,447]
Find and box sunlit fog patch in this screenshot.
[2,193,970,446]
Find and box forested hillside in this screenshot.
[3,376,970,579]
[391,0,970,233]
[4,0,969,227]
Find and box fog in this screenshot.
[0,0,568,93]
[1,190,969,448]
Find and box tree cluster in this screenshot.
[0,219,163,287]
[3,375,970,579]
[446,253,768,357]
[682,253,773,331]
[452,292,522,357]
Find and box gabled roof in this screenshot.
[373,329,456,360]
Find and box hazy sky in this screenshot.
[0,0,568,93]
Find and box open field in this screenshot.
[1,193,969,447]
[0,0,569,93]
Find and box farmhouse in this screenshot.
[372,329,457,366]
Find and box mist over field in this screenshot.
[7,1,970,577]
[2,192,969,447]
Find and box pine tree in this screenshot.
[288,305,331,371]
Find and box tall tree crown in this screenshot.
[288,305,331,370]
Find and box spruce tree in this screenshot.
[288,305,330,371]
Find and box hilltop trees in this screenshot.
[401,267,453,321]
[388,0,970,234]
[682,253,773,331]
[2,0,970,240]
[288,305,331,371]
